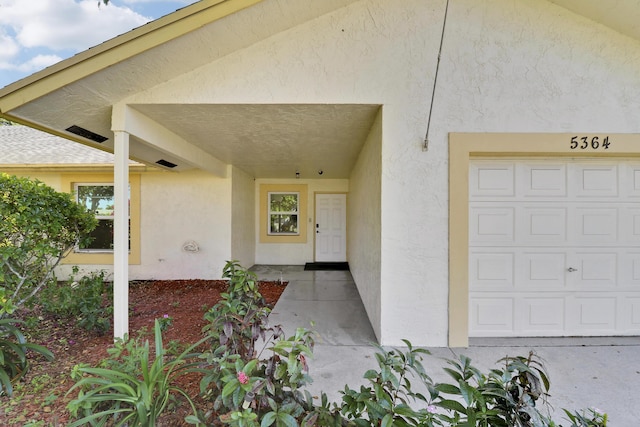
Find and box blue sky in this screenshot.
[0,0,197,89]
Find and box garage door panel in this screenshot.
[567,296,617,332]
[520,163,567,197]
[521,207,567,243]
[618,296,640,331]
[575,253,617,289]
[620,207,640,244]
[619,252,640,289]
[518,297,565,333]
[470,252,514,290]
[469,207,515,244]
[572,207,618,244]
[623,163,640,197]
[518,252,566,289]
[470,163,515,197]
[571,164,618,197]
[470,298,514,335]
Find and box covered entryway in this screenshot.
[469,159,640,337]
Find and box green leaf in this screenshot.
[276,412,298,427]
[436,399,467,414]
[261,411,276,427]
[222,379,240,399]
[435,383,461,395]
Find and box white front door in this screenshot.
[315,193,347,262]
[469,159,640,337]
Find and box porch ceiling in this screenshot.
[130,103,380,179]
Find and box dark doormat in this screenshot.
[304,262,350,271]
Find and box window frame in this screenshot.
[74,183,130,253]
[259,184,308,244]
[267,191,300,236]
[61,173,140,265]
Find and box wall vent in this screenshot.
[156,159,178,168]
[65,125,108,143]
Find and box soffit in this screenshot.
[130,103,380,179]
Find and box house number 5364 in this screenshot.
[570,136,610,150]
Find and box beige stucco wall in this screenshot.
[231,166,256,268]
[117,0,640,346]
[133,169,232,279]
[348,109,382,341]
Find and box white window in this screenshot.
[268,192,299,235]
[75,184,129,252]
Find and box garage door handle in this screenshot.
[567,267,578,272]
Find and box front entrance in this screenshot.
[315,193,347,262]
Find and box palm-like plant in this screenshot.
[0,318,54,396]
[66,319,203,427]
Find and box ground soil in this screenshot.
[1,279,287,426]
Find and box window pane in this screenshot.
[269,193,298,213]
[75,184,131,252]
[82,219,113,250]
[79,219,131,251]
[269,214,298,234]
[77,185,114,217]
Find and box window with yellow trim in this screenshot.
[61,173,140,265]
[74,183,130,252]
[268,192,299,235]
[259,184,307,244]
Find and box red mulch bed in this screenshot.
[1,279,286,426]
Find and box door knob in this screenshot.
[567,267,578,272]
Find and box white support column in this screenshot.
[113,131,130,340]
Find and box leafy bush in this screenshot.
[0,173,96,317]
[193,261,327,426]
[0,318,54,397]
[66,319,202,426]
[40,268,112,334]
[339,343,607,427]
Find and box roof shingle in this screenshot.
[0,125,130,165]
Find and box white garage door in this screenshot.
[469,159,640,337]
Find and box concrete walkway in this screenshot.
[251,265,640,425]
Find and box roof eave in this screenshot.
[0,0,263,114]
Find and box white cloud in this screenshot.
[0,53,62,72]
[0,32,20,62]
[17,54,64,72]
[0,0,150,52]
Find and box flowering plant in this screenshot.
[158,314,173,331]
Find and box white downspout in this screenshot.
[112,130,130,340]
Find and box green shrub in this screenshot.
[193,261,327,427]
[0,173,96,317]
[0,318,54,397]
[40,268,112,334]
[338,343,607,427]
